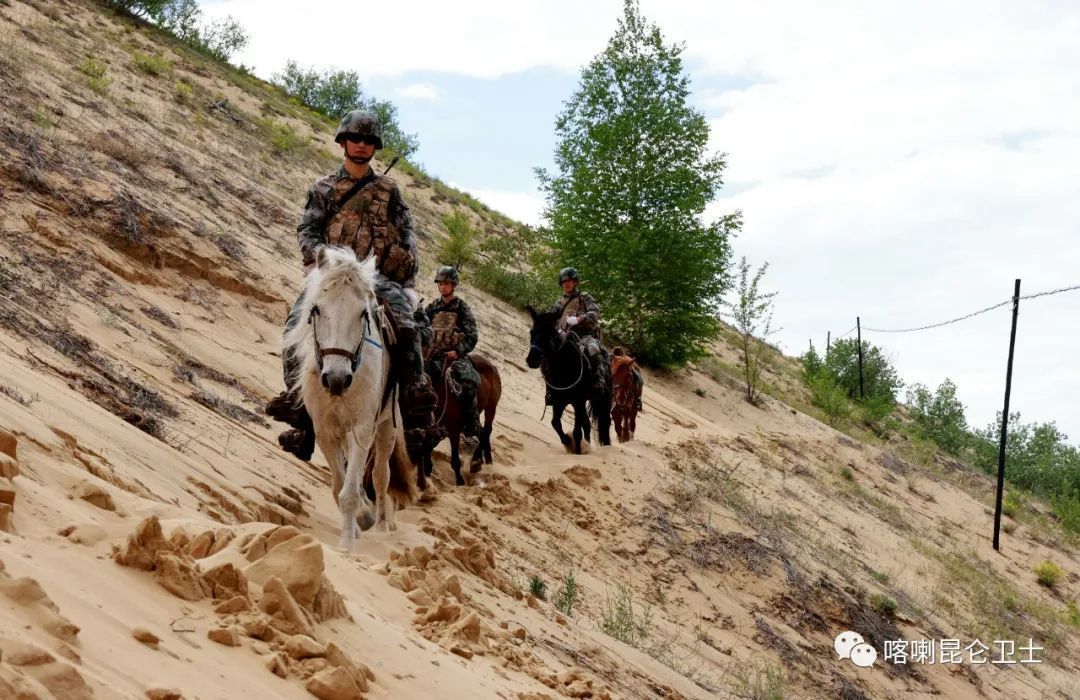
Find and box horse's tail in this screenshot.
[363,430,418,507]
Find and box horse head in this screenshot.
[524,304,559,369]
[285,246,380,397]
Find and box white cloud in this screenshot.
[396,83,439,101]
[466,188,545,227]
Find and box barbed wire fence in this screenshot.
[817,280,1080,552]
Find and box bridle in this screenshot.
[309,304,383,373]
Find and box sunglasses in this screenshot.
[342,134,378,146]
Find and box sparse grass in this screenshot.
[728,660,787,700]
[529,575,547,600]
[88,132,153,172]
[141,305,178,329]
[1033,561,1064,588]
[258,118,307,155]
[1002,521,1016,535]
[840,466,854,481]
[191,389,268,427]
[915,540,1066,650]
[174,79,194,105]
[78,57,111,94]
[871,570,891,584]
[131,50,171,76]
[211,232,246,261]
[552,571,579,618]
[1066,601,1080,629]
[599,583,652,647]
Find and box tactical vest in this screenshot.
[426,303,465,360]
[557,294,589,333]
[325,175,414,284]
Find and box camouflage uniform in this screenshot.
[550,287,608,391]
[424,294,482,436]
[268,110,436,460]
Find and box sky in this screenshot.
[203,0,1080,440]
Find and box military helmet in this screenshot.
[434,266,459,285]
[558,267,580,284]
[334,110,384,149]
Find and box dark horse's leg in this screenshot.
[551,401,572,451]
[587,390,611,446]
[481,424,493,465]
[449,427,464,486]
[573,397,589,454]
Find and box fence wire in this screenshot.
[837,283,1080,335]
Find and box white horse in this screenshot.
[283,246,414,551]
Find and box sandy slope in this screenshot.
[1,1,1078,698]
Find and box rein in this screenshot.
[309,305,383,373]
[535,330,586,392]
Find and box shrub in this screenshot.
[529,575,547,601]
[1002,491,1024,519]
[1066,601,1080,628]
[258,118,307,155]
[78,57,111,94]
[1033,561,1063,588]
[132,50,172,76]
[599,583,651,648]
[800,346,823,383]
[808,370,851,427]
[870,593,898,616]
[174,79,194,105]
[553,572,578,617]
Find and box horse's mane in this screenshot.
[283,247,378,394]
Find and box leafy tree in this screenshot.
[907,379,968,454]
[105,0,171,19]
[721,257,777,404]
[272,63,419,157]
[157,0,200,43]
[536,0,738,366]
[438,210,477,272]
[800,346,824,383]
[197,16,249,62]
[824,338,902,403]
[472,224,552,309]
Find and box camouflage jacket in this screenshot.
[550,290,600,337]
[296,166,419,288]
[424,296,478,359]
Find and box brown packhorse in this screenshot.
[610,351,642,442]
[423,353,502,486]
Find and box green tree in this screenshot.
[105,0,171,19]
[272,63,419,157]
[824,338,902,403]
[721,257,777,404]
[536,0,738,366]
[907,378,968,454]
[438,210,477,272]
[800,345,824,383]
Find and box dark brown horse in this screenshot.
[610,351,642,442]
[422,353,501,486]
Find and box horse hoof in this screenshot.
[455,475,466,487]
[356,510,376,532]
[470,459,482,473]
